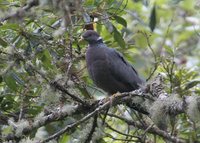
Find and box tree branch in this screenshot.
[107,114,186,143]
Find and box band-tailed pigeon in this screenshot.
[82,30,144,94]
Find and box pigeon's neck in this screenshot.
[88,39,104,47]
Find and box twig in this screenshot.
[107,114,186,143]
[140,31,158,81]
[105,122,140,139]
[105,133,139,142]
[159,17,174,56]
[84,114,98,143]
[141,123,154,140]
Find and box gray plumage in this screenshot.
[83,30,144,95]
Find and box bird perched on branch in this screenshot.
[82,30,144,95]
[82,30,148,114]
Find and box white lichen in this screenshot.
[150,99,169,130]
[41,85,61,105]
[149,95,182,130]
[15,119,30,137]
[1,125,14,138]
[19,137,37,143]
[34,111,45,123]
[186,95,200,125]
[70,118,105,143]
[61,104,77,115]
[72,119,93,143]
[92,118,105,142]
[7,118,30,137]
[35,126,49,140]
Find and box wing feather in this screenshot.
[106,48,143,90]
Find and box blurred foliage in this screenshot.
[0,0,200,142]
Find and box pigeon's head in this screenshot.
[82,30,102,44]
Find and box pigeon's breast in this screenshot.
[86,47,113,91]
[86,46,109,77]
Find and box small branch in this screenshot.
[50,81,87,105]
[158,17,174,56]
[105,133,139,142]
[140,31,158,81]
[108,114,186,143]
[84,114,98,143]
[105,122,140,139]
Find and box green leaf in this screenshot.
[149,4,157,32]
[96,23,102,34]
[0,37,8,47]
[113,26,125,48]
[10,72,25,86]
[3,72,18,91]
[113,15,127,27]
[164,45,174,55]
[1,97,15,110]
[3,71,25,91]
[84,0,97,8]
[107,0,115,5]
[59,134,70,143]
[38,49,53,69]
[104,20,114,33]
[27,105,43,116]
[1,126,13,136]
[12,35,23,47]
[0,23,20,31]
[77,86,92,99]
[185,80,200,90]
